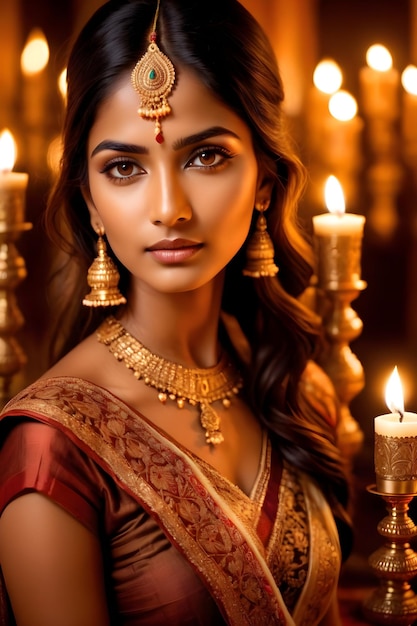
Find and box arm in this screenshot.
[0,493,111,626]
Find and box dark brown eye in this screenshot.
[116,162,135,176]
[198,150,216,166]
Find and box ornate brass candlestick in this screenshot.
[0,173,31,406]
[314,230,366,459]
[363,487,417,626]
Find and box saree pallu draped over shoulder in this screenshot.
[0,377,341,626]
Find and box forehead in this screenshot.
[88,67,253,149]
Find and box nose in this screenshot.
[149,165,192,227]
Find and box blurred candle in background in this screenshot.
[359,44,400,119]
[401,64,417,164]
[321,89,363,209]
[307,58,343,153]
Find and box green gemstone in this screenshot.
[149,69,156,80]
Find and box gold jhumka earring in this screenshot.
[130,0,176,143]
[82,230,127,308]
[242,201,279,278]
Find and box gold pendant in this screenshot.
[200,403,224,445]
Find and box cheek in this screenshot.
[213,171,257,231]
[87,177,140,229]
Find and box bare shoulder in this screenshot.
[39,330,146,408]
[41,332,122,390]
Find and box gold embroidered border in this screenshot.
[1,377,294,626]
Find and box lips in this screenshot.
[146,238,203,263]
[147,238,202,251]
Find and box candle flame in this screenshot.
[402,65,417,96]
[0,129,16,172]
[21,28,49,75]
[329,90,358,121]
[324,175,345,215]
[313,59,343,94]
[385,366,404,417]
[366,44,393,72]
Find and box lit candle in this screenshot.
[312,177,365,289]
[21,28,49,129]
[374,367,417,494]
[321,90,364,178]
[359,44,400,120]
[401,64,417,159]
[0,129,29,226]
[307,59,343,154]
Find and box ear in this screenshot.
[255,170,274,208]
[82,186,104,232]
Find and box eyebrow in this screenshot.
[172,126,240,150]
[90,126,240,158]
[91,141,147,158]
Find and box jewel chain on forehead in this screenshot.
[130,0,176,144]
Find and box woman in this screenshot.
[0,1,352,624]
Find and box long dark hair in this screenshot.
[46,0,352,556]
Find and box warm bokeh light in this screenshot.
[324,175,345,215]
[313,59,343,94]
[366,44,393,72]
[47,135,63,175]
[385,366,404,415]
[21,28,49,75]
[401,64,417,96]
[0,129,17,172]
[329,90,358,121]
[58,68,68,100]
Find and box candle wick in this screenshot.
[398,409,404,423]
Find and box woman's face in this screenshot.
[85,67,268,295]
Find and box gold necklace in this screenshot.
[96,316,243,445]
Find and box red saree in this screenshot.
[0,377,341,625]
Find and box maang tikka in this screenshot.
[131,0,176,144]
[243,201,279,278]
[83,229,127,308]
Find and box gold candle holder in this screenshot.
[314,229,367,458]
[0,170,31,405]
[363,487,417,626]
[375,428,417,495]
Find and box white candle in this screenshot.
[359,44,399,120]
[320,91,364,183]
[312,176,366,288]
[374,367,417,493]
[375,366,417,435]
[375,412,417,437]
[0,130,29,224]
[307,59,343,154]
[312,176,365,236]
[401,65,417,160]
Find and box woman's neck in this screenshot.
[119,281,224,369]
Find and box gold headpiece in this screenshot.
[131,0,176,143]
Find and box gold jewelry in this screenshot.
[242,201,279,278]
[131,0,176,144]
[97,316,243,445]
[83,231,127,307]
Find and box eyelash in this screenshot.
[100,158,142,184]
[100,145,234,184]
[186,145,234,170]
